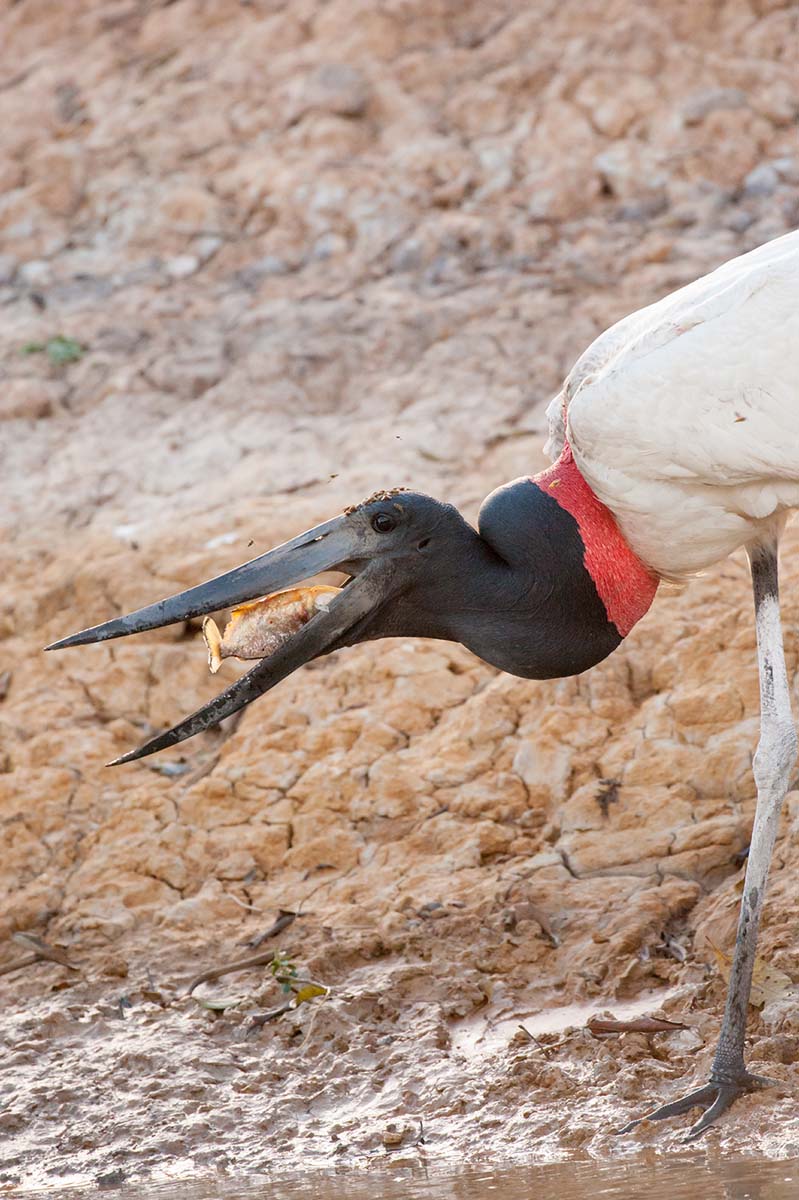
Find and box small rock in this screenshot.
[594,142,667,201]
[165,254,200,279]
[54,81,87,127]
[665,1028,704,1053]
[18,260,53,288]
[382,1123,406,1148]
[390,237,424,273]
[215,850,258,881]
[681,87,747,125]
[235,255,293,287]
[513,737,573,803]
[28,143,86,217]
[575,73,657,138]
[528,164,600,221]
[773,157,799,185]
[0,254,17,285]
[145,349,224,398]
[743,163,779,197]
[0,380,62,421]
[298,64,371,119]
[96,1168,127,1189]
[751,81,798,127]
[615,193,669,221]
[160,880,241,929]
[724,209,756,234]
[194,236,222,262]
[311,232,348,261]
[624,233,673,267]
[159,185,221,230]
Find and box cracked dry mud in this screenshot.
[3,0,799,1188]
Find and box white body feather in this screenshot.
[546,230,799,579]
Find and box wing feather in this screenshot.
[551,230,799,575]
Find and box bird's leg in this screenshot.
[619,539,797,1139]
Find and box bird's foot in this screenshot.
[616,1069,777,1140]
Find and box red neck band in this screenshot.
[533,445,658,637]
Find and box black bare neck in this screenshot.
[376,479,623,679]
[455,478,622,677]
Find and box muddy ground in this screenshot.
[2,0,799,1190]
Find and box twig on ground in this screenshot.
[241,909,298,948]
[186,909,301,993]
[186,948,287,996]
[0,933,80,978]
[586,1015,688,1036]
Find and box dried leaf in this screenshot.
[291,981,328,1007]
[708,940,796,1008]
[10,933,79,970]
[587,1015,688,1036]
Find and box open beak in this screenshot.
[45,514,393,765]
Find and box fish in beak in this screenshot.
[202,586,342,673]
[45,502,414,766]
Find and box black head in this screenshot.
[45,480,622,763]
[45,489,484,763]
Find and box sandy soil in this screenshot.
[2,0,799,1189]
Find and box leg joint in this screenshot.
[753,719,798,795]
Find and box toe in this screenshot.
[683,1088,737,1140]
[616,1084,718,1135]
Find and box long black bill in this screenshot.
[107,567,383,765]
[45,514,351,651]
[44,513,391,765]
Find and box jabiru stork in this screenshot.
[47,228,799,1138]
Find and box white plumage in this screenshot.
[546,229,799,578]
[546,229,799,1137]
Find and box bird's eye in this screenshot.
[371,512,397,534]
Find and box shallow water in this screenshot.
[13,1158,799,1200]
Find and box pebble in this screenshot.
[0,254,17,285]
[681,87,747,125]
[18,259,52,287]
[743,163,779,197]
[165,254,200,279]
[301,63,371,119]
